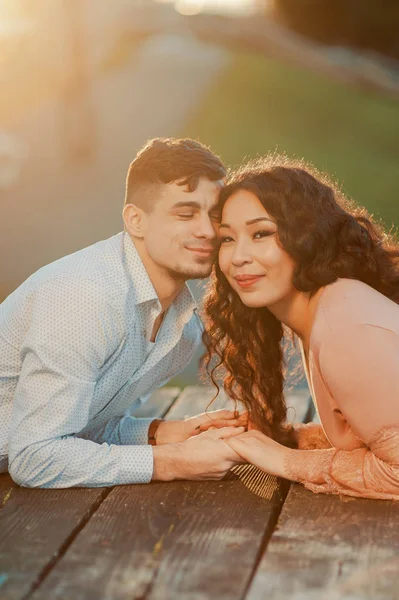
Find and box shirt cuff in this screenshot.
[120,417,158,445]
[114,444,154,484]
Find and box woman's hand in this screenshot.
[224,430,291,479]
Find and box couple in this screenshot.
[1,138,398,500]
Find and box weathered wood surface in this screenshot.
[31,386,310,600]
[0,387,180,600]
[131,387,180,419]
[247,482,399,600]
[0,480,108,600]
[285,389,312,426]
[165,385,311,424]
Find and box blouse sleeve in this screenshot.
[285,324,399,500]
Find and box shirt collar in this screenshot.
[123,232,198,317]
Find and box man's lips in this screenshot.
[234,274,264,288]
[186,247,215,256]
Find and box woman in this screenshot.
[202,155,399,500]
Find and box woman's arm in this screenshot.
[286,324,399,499]
[228,323,399,500]
[284,427,399,500]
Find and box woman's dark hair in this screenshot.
[202,154,399,446]
[125,137,225,211]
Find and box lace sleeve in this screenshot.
[284,426,399,500]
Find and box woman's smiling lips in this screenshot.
[234,274,265,288]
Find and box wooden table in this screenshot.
[0,386,398,600]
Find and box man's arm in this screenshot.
[8,278,156,488]
[8,278,245,488]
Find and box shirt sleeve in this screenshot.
[77,414,156,446]
[8,278,154,488]
[285,324,399,500]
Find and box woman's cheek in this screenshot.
[218,251,228,274]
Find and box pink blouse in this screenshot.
[285,278,399,500]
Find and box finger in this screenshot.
[199,426,245,440]
[202,409,243,421]
[198,418,244,432]
[220,439,247,463]
[210,426,246,439]
[223,436,250,456]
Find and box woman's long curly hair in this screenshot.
[202,154,399,447]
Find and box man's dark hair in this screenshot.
[125,137,225,211]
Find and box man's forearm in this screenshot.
[9,435,154,488]
[152,443,184,481]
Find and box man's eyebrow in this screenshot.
[219,217,275,229]
[171,201,201,210]
[171,201,221,214]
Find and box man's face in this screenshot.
[139,177,223,280]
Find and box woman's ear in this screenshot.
[123,204,144,239]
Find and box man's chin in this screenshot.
[169,262,213,281]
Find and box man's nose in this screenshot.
[195,215,217,239]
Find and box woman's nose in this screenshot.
[231,244,252,266]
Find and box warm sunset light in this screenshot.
[156,0,258,16]
[175,0,204,16]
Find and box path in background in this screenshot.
[1,32,229,294]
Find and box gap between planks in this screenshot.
[25,386,311,600]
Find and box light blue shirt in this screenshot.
[0,232,202,487]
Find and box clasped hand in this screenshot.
[155,408,249,444]
[154,409,290,481]
[223,429,291,479]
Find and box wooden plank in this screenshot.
[0,387,179,600]
[132,386,181,418]
[164,385,235,419]
[0,483,109,600]
[31,470,287,600]
[32,385,303,600]
[0,474,18,510]
[247,484,399,600]
[285,390,313,425]
[166,385,311,424]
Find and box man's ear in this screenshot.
[123,204,145,239]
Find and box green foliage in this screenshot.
[182,52,399,229]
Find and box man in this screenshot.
[0,138,245,488]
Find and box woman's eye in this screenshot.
[178,213,194,219]
[219,236,233,244]
[253,230,274,239]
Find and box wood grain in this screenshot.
[0,483,108,600]
[0,388,180,600]
[132,387,181,419]
[165,385,311,425]
[247,483,399,600]
[31,386,304,600]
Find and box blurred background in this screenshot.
[1,0,399,387]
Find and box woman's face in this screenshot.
[218,189,297,309]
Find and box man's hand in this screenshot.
[152,426,246,481]
[155,409,248,444]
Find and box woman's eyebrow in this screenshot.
[246,217,275,225]
[219,217,274,229]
